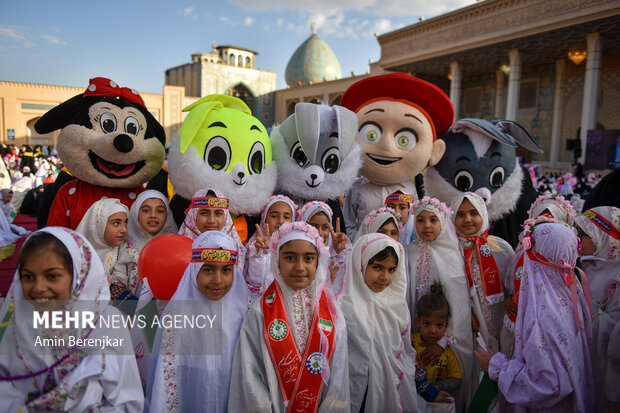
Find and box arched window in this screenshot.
[287,101,297,116]
[238,55,243,67]
[27,117,55,145]
[230,54,235,66]
[228,84,255,113]
[246,56,251,68]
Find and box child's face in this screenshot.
[308,212,331,244]
[417,313,448,344]
[196,262,234,300]
[104,212,128,247]
[415,210,442,242]
[4,192,12,203]
[388,202,410,224]
[377,220,399,242]
[138,198,167,236]
[265,202,293,234]
[578,230,596,256]
[455,199,482,236]
[364,255,398,293]
[20,247,72,311]
[195,208,226,233]
[278,240,318,290]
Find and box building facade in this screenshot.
[275,0,620,169]
[2,1,618,171]
[165,44,277,127]
[0,81,185,147]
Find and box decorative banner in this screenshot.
[584,210,620,240]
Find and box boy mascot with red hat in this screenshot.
[35,77,166,228]
[340,73,454,239]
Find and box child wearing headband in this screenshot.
[179,188,246,275]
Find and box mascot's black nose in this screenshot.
[310,174,318,181]
[113,134,134,153]
[238,172,245,179]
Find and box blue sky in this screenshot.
[0,0,474,93]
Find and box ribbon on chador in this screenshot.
[525,248,592,331]
[462,231,504,304]
[83,77,146,109]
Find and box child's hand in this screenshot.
[419,343,442,367]
[471,310,480,333]
[503,295,517,317]
[253,224,271,251]
[474,346,497,373]
[328,259,341,284]
[330,218,349,254]
[433,390,454,404]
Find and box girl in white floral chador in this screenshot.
[229,222,349,412]
[145,231,251,412]
[408,196,473,410]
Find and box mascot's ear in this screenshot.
[452,118,516,148]
[278,112,299,149]
[493,120,543,154]
[333,105,358,157]
[178,100,223,154]
[294,103,320,163]
[34,94,83,134]
[429,138,446,166]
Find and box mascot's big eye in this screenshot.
[394,128,418,150]
[290,142,309,167]
[359,122,382,144]
[454,170,474,192]
[321,147,340,174]
[204,136,231,171]
[124,117,140,136]
[489,166,505,188]
[100,112,117,133]
[248,142,265,175]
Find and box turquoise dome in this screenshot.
[285,33,342,87]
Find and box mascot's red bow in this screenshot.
[83,77,146,109]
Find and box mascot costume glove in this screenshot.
[425,118,542,248]
[35,77,166,229]
[339,73,453,240]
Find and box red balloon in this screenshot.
[138,234,193,300]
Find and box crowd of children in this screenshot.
[1,177,616,412]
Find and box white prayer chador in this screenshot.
[178,188,246,275]
[408,198,473,409]
[343,177,417,240]
[76,198,141,295]
[127,189,178,253]
[244,195,297,292]
[574,206,620,411]
[76,197,128,270]
[300,200,352,276]
[527,194,576,226]
[354,207,401,243]
[0,227,142,412]
[450,192,514,352]
[229,222,350,412]
[0,201,20,248]
[146,231,250,413]
[340,233,418,412]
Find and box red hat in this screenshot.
[340,73,454,138]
